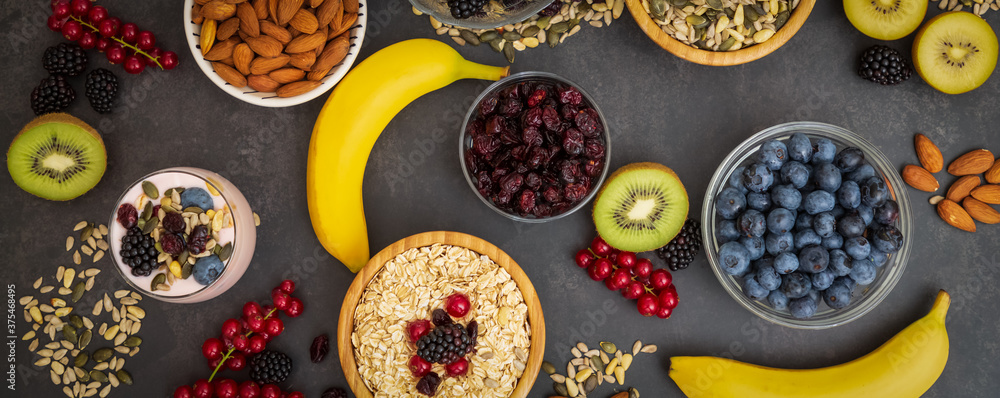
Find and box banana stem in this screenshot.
[931,290,950,322]
[457,61,510,81]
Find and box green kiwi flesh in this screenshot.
[844,0,927,41]
[913,11,999,95]
[593,162,689,253]
[7,113,106,201]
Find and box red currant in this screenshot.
[69,0,90,17]
[248,335,266,354]
[621,281,645,300]
[260,384,282,398]
[649,269,672,290]
[279,280,295,294]
[605,268,631,291]
[121,22,139,43]
[286,393,305,398]
[632,258,654,279]
[136,30,155,50]
[52,2,70,18]
[61,20,83,41]
[105,44,125,64]
[221,319,242,339]
[98,17,120,37]
[591,236,613,257]
[261,304,275,315]
[637,293,660,317]
[616,252,637,268]
[408,355,432,377]
[444,293,471,318]
[243,302,263,318]
[95,37,109,52]
[658,287,679,310]
[238,381,260,398]
[208,356,223,370]
[87,5,107,24]
[587,258,613,281]
[407,319,432,342]
[574,249,595,268]
[214,379,238,398]
[264,317,284,336]
[124,55,145,74]
[193,379,213,398]
[78,31,96,49]
[258,332,272,342]
[284,297,304,317]
[145,48,163,66]
[47,15,64,32]
[445,357,469,377]
[656,306,673,319]
[174,385,194,398]
[160,51,179,70]
[272,288,291,311]
[246,314,264,333]
[227,351,246,371]
[201,338,225,360]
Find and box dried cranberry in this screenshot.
[466,320,479,351]
[527,89,548,107]
[522,126,543,147]
[500,84,519,99]
[585,159,604,177]
[575,110,599,137]
[525,173,542,190]
[558,86,583,105]
[543,186,562,203]
[584,139,605,159]
[515,163,529,175]
[501,128,520,145]
[565,184,588,202]
[431,309,452,326]
[521,107,543,127]
[415,373,441,396]
[527,147,547,169]
[500,98,522,116]
[563,128,584,156]
[491,167,510,180]
[495,190,513,206]
[560,104,579,120]
[466,119,484,137]
[464,151,480,175]
[116,204,138,229]
[511,145,528,161]
[546,145,562,163]
[187,225,210,254]
[476,171,493,191]
[160,233,186,255]
[310,334,330,363]
[542,106,562,132]
[499,173,523,193]
[472,135,500,158]
[162,212,186,233]
[560,160,579,183]
[534,203,553,217]
[519,190,537,213]
[485,115,506,135]
[478,93,498,116]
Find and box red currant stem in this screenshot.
[207,308,280,382]
[67,15,164,70]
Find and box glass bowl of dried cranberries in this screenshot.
[460,71,611,223]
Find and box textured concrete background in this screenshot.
[2,0,1000,397]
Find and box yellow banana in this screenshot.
[669,290,950,398]
[307,39,509,272]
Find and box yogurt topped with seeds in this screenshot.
[108,167,256,303]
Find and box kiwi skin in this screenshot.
[7,113,106,201]
[592,162,689,253]
[912,11,999,95]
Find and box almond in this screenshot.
[963,197,1000,224]
[237,2,260,37]
[307,34,349,80]
[289,9,319,34]
[276,80,322,97]
[192,4,205,24]
[285,31,325,53]
[316,0,342,27]
[343,0,358,13]
[217,17,241,41]
[310,0,324,7]
[914,134,943,173]
[233,43,255,76]
[200,20,218,55]
[948,149,995,176]
[196,0,212,5]
[245,35,284,58]
[937,199,976,232]
[212,62,247,88]
[985,159,1000,184]
[330,12,357,38]
[204,37,240,61]
[252,0,270,19]
[902,165,939,192]
[277,0,305,26]
[288,51,316,70]
[970,184,1000,204]
[269,0,280,23]
[260,21,293,44]
[201,1,237,20]
[269,68,306,83]
[946,175,980,202]
[248,74,281,92]
[249,54,290,75]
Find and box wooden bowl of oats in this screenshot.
[625,0,816,66]
[338,231,545,398]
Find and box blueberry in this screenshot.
[830,205,845,219]
[794,229,822,250]
[729,166,749,193]
[836,180,862,209]
[813,163,842,192]
[780,161,811,189]
[797,244,829,273]
[812,212,837,238]
[849,259,877,285]
[822,233,844,250]
[737,210,767,237]
[837,211,867,237]
[787,133,813,163]
[781,272,812,299]
[828,249,852,276]
[765,232,794,255]
[847,164,876,184]
[803,190,836,215]
[766,208,796,234]
[868,248,889,267]
[774,252,799,274]
[860,176,888,207]
[794,212,814,231]
[742,275,770,300]
[768,290,790,310]
[811,268,835,290]
[788,296,818,319]
[756,263,782,290]
[180,187,214,212]
[812,138,836,164]
[192,255,225,285]
[716,220,740,243]
[746,192,772,212]
[757,139,788,171]
[740,236,766,261]
[844,236,871,260]
[870,225,904,253]
[834,147,865,172]
[857,204,874,225]
[719,241,751,276]
[716,187,747,220]
[771,184,802,210]
[874,200,900,225]
[742,163,775,193]
[823,278,854,310]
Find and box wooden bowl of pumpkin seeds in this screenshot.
[625,0,816,65]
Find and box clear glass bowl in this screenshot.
[701,122,912,329]
[459,71,611,223]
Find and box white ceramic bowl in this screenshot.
[182,0,368,107]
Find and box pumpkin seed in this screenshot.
[547,29,560,48]
[479,30,498,42]
[584,374,598,393]
[141,181,159,199]
[553,381,568,396]
[181,262,193,279]
[774,10,790,30]
[521,25,540,38]
[629,387,640,398]
[590,355,605,373]
[93,348,112,362]
[536,16,551,29]
[600,341,617,353]
[502,31,522,42]
[184,206,204,214]
[141,201,153,222]
[707,0,723,9]
[123,336,142,348]
[71,282,85,303]
[718,36,737,51]
[62,325,78,343]
[114,369,133,385]
[550,21,570,33]
[488,38,503,53]
[89,370,108,383]
[80,225,93,242]
[150,274,166,291]
[74,351,89,368]
[218,243,234,262]
[141,216,158,234]
[459,30,480,46]
[542,360,556,374]
[68,315,82,329]
[78,329,92,350]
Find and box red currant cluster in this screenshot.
[48,0,178,74]
[173,280,305,398]
[576,237,680,319]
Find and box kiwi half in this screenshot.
[7,113,106,200]
[844,0,927,41]
[913,11,999,95]
[593,162,689,253]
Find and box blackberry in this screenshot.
[656,219,702,271]
[447,0,488,19]
[119,227,159,277]
[85,68,119,114]
[43,43,88,76]
[30,75,75,115]
[249,350,293,385]
[858,45,911,85]
[415,323,472,364]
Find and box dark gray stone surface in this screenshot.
[2,0,999,397]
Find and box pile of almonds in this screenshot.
[193,0,358,97]
[902,133,1000,232]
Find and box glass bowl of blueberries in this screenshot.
[702,122,911,329]
[460,71,611,223]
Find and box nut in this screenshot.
[237,2,260,37]
[948,149,995,176]
[216,17,240,41]
[289,9,319,34]
[307,34,348,80]
[285,31,326,53]
[288,51,316,70]
[249,54,290,75]
[330,12,357,38]
[937,199,976,232]
[946,175,980,202]
[233,43,255,76]
[253,0,269,19]
[914,134,944,173]
[203,37,239,61]
[276,80,322,97]
[261,21,293,44]
[248,74,281,92]
[970,184,1000,204]
[245,35,284,58]
[316,0,343,27]
[963,197,1000,224]
[269,68,306,84]
[986,159,1000,184]
[200,19,218,55]
[212,62,247,88]
[902,165,939,192]
[277,0,305,26]
[201,1,237,20]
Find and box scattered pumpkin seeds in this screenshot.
[542,360,556,374]
[71,282,85,303]
[141,180,159,199]
[123,336,141,348]
[89,370,108,383]
[600,341,616,353]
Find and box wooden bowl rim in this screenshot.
[624,0,817,66]
[337,231,546,398]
